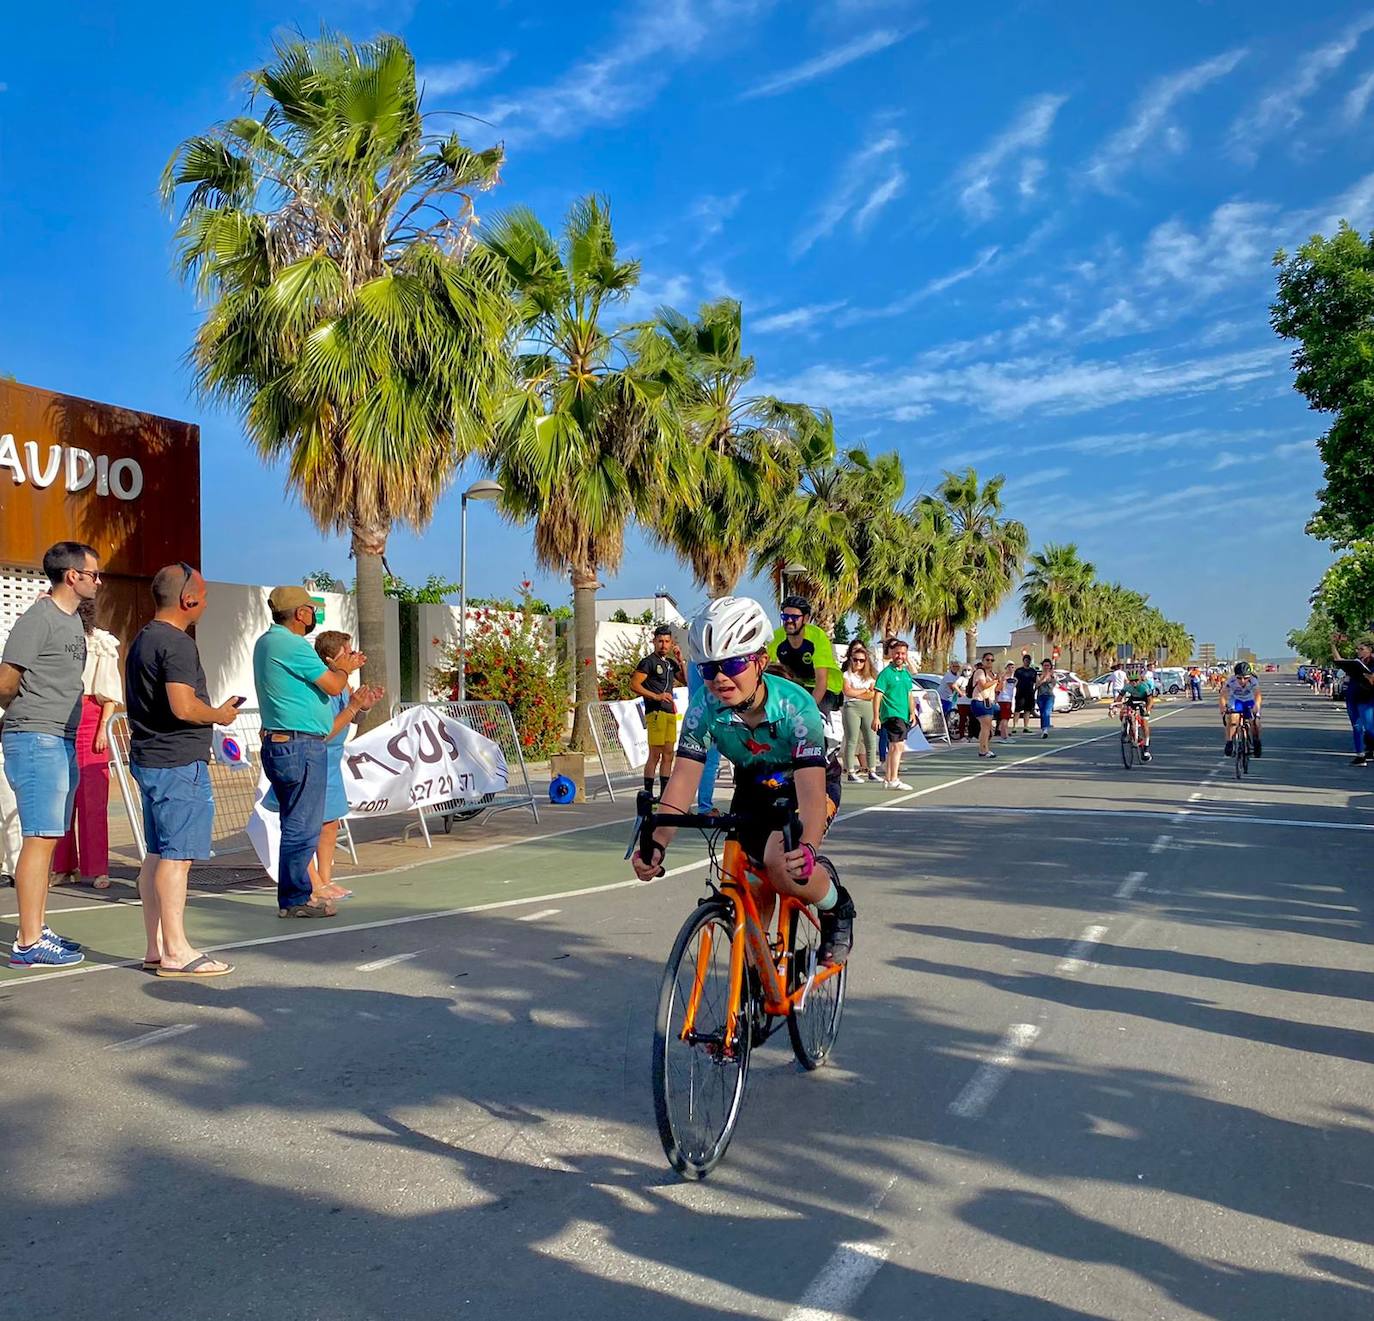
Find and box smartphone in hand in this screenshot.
[231,696,248,708]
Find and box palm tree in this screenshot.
[1020,543,1095,666]
[918,469,1028,664]
[644,300,811,598]
[479,196,685,750]
[161,32,511,708]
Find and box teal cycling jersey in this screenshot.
[677,674,827,774]
[1120,679,1155,703]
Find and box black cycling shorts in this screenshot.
[729,758,841,867]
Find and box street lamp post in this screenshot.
[458,479,503,703]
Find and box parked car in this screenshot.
[1151,667,1185,695]
[1054,670,1093,705]
[1087,672,1116,700]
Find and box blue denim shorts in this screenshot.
[1,730,78,837]
[131,760,214,861]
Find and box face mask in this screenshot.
[300,610,317,636]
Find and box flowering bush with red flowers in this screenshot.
[429,586,570,759]
[597,628,656,701]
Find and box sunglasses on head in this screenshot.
[700,655,757,681]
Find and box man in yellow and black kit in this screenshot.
[769,596,842,716]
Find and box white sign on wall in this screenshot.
[0,434,145,502]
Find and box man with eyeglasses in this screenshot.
[0,541,101,967]
[768,595,842,715]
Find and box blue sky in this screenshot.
[5,1,1373,656]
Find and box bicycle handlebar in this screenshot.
[630,789,800,875]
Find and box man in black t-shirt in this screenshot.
[1013,652,1039,733]
[125,563,241,979]
[629,625,686,798]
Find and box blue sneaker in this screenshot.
[9,934,85,968]
[42,926,82,951]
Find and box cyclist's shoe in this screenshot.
[1141,748,1152,762]
[1224,739,1235,757]
[1352,755,1368,766]
[1253,738,1262,757]
[817,886,855,968]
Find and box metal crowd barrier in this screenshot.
[108,708,358,864]
[395,700,539,830]
[586,700,636,802]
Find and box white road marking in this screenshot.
[948,1023,1041,1119]
[106,1024,196,1052]
[516,908,561,922]
[866,806,1374,832]
[784,1241,891,1321]
[1115,870,1148,900]
[1057,924,1108,974]
[1149,835,1172,854]
[355,950,424,972]
[1188,791,1204,801]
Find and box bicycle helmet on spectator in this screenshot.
[688,596,773,663]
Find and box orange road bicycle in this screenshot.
[1114,702,1147,769]
[631,793,847,1180]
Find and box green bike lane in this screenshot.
[0,704,1142,988]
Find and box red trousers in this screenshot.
[52,697,111,879]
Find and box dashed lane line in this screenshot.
[105,1024,197,1052]
[1115,870,1148,901]
[1057,924,1109,975]
[356,950,424,972]
[948,1023,1041,1119]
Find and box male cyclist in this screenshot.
[1112,663,1155,762]
[632,596,855,966]
[769,595,843,715]
[1221,662,1263,758]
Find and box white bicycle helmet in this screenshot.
[688,596,773,663]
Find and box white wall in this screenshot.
[198,581,400,708]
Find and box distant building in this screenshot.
[1237,646,1257,664]
[1198,642,1217,666]
[595,592,685,626]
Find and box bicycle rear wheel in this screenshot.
[786,857,848,1070]
[1236,726,1250,778]
[1121,721,1135,769]
[652,899,751,1179]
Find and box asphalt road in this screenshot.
[3,679,1372,1320]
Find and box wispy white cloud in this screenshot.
[753,301,848,334]
[1006,466,1072,492]
[853,168,907,231]
[1229,12,1374,159]
[616,271,695,323]
[419,54,512,97]
[473,0,773,146]
[740,28,910,100]
[1210,450,1245,471]
[687,191,746,251]
[761,345,1285,422]
[953,92,1068,221]
[792,118,904,257]
[838,246,1001,326]
[1344,69,1374,122]
[1086,48,1247,190]
[1272,438,1316,459]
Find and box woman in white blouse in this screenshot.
[52,601,122,889]
[841,641,881,782]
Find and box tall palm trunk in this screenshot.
[569,559,600,751]
[352,521,389,731]
[964,623,979,666]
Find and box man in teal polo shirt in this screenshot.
[253,586,365,918]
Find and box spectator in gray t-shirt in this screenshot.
[0,541,101,968]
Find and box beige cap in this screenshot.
[268,585,314,612]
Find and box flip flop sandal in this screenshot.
[142,959,161,972]
[156,955,234,979]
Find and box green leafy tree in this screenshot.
[1272,223,1374,546]
[645,299,810,598]
[162,32,510,713]
[479,196,686,749]
[383,573,461,603]
[1020,543,1095,668]
[1314,541,1374,633]
[919,469,1028,664]
[1287,605,1338,661]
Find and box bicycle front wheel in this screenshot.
[652,899,751,1179]
[1237,728,1250,778]
[1121,722,1135,769]
[786,857,848,1070]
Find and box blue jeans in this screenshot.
[1,730,77,837]
[131,760,214,859]
[260,734,327,909]
[1037,692,1054,730]
[686,663,721,813]
[1347,699,1374,755]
